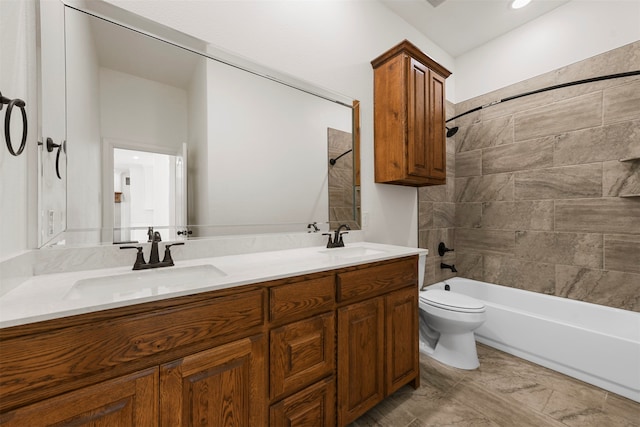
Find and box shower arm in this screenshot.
[445,70,640,128]
[329,148,353,165]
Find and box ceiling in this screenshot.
[380,0,571,57]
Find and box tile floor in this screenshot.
[350,344,640,427]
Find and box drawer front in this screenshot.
[270,275,335,324]
[336,257,417,304]
[270,312,335,401]
[270,377,336,427]
[0,289,265,408]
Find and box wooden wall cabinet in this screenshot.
[371,39,451,186]
[0,256,420,427]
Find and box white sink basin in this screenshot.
[319,246,387,259]
[65,264,227,301]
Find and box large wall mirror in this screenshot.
[40,0,360,247]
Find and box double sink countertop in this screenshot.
[0,242,427,329]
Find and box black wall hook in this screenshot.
[1,91,28,157]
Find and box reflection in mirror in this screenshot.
[52,3,359,247]
[112,147,186,244]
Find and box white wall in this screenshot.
[104,0,456,247]
[65,6,102,243]
[0,0,37,259]
[204,58,350,229]
[455,0,640,102]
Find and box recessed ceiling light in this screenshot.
[511,0,531,9]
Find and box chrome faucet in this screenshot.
[121,231,184,270]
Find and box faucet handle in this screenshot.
[162,242,184,265]
[322,233,334,248]
[120,246,146,270]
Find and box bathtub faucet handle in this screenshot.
[438,242,455,256]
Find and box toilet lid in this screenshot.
[420,289,485,313]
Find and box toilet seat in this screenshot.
[420,290,485,313]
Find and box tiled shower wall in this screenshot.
[419,41,640,311]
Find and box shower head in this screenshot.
[446,126,459,138]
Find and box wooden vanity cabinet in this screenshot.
[336,258,420,426]
[0,255,420,427]
[371,39,451,187]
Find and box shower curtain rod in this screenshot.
[446,70,640,125]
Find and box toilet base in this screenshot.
[424,331,480,370]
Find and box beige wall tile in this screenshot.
[556,266,640,311]
[456,228,515,256]
[481,201,554,231]
[418,201,433,231]
[514,92,602,141]
[555,198,640,234]
[455,252,484,281]
[553,120,640,166]
[483,137,554,175]
[455,203,482,228]
[456,174,514,202]
[456,115,513,153]
[515,231,603,269]
[603,160,640,197]
[603,79,640,124]
[433,203,456,229]
[483,255,555,294]
[456,150,482,177]
[514,164,602,200]
[604,234,640,274]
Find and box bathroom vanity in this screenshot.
[0,243,423,426]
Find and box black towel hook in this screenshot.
[1,90,28,157]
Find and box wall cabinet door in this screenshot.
[160,335,266,427]
[337,297,385,426]
[385,286,420,395]
[0,368,158,427]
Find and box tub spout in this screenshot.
[440,262,457,273]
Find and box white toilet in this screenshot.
[418,287,486,370]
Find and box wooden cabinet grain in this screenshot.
[160,335,266,427]
[0,368,158,427]
[371,39,451,187]
[0,255,420,427]
[337,297,385,426]
[336,258,419,426]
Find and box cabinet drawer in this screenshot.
[270,312,335,401]
[270,275,335,324]
[336,257,417,304]
[0,289,265,408]
[270,377,336,427]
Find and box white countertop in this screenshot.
[0,242,427,329]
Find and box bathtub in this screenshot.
[425,277,640,403]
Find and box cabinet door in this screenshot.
[270,312,335,401]
[337,298,385,426]
[270,377,335,427]
[407,57,430,179]
[0,368,158,426]
[386,286,420,395]
[160,335,266,427]
[426,70,447,181]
